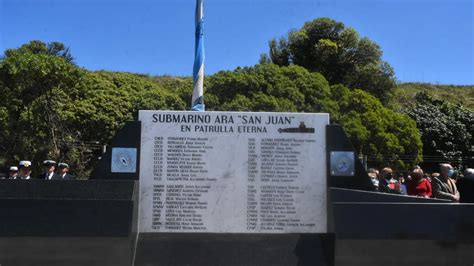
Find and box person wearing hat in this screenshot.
[38,160,60,180]
[18,161,33,179]
[58,163,74,180]
[8,166,19,179]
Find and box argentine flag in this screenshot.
[192,0,205,111]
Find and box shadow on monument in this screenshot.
[294,234,335,266]
[133,233,334,266]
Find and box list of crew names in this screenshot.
[246,138,317,231]
[152,136,213,231]
[151,135,317,232]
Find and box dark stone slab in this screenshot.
[0,237,132,266]
[0,180,136,237]
[331,189,474,265]
[326,125,374,191]
[0,179,135,199]
[332,202,474,241]
[335,239,474,266]
[91,121,141,180]
[134,233,335,266]
[0,198,133,237]
[0,180,138,266]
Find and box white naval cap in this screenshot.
[19,160,32,168]
[58,162,69,168]
[43,160,56,166]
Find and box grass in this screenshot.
[394,83,474,110]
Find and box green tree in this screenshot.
[263,17,396,102]
[4,40,74,63]
[0,41,186,177]
[405,92,473,167]
[205,63,337,114]
[68,71,186,143]
[59,71,186,176]
[331,85,422,169]
[0,42,84,173]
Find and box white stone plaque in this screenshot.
[138,111,329,233]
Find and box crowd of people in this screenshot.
[1,160,74,180]
[368,163,474,203]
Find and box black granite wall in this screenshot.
[90,121,141,180]
[0,180,137,266]
[331,187,474,266]
[134,233,334,266]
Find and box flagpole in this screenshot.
[192,0,205,111]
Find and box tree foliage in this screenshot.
[0,44,84,171]
[404,92,473,167]
[205,64,337,114]
[263,17,396,102]
[4,40,75,63]
[0,41,186,177]
[331,85,422,169]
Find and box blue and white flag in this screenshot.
[192,0,205,111]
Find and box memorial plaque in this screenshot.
[138,111,329,233]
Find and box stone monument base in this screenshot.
[134,233,334,266]
[0,237,132,266]
[0,180,137,266]
[336,239,474,266]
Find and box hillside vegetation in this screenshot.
[394,83,474,110]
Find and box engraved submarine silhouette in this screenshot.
[278,122,315,133]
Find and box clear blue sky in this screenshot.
[1,0,473,85]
